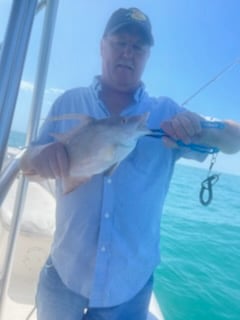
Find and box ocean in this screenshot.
[9,131,240,320]
[154,165,240,320]
[8,130,26,149]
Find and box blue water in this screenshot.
[9,131,240,320]
[154,165,240,320]
[8,130,26,149]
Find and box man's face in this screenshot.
[101,28,151,92]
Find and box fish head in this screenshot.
[120,112,150,138]
[100,112,150,146]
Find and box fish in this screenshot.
[50,113,151,194]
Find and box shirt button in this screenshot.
[106,178,112,184]
[104,212,110,219]
[101,246,106,252]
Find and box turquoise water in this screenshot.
[9,131,240,319]
[154,164,240,320]
[8,130,26,148]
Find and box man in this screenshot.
[21,7,240,320]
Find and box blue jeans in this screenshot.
[36,257,153,320]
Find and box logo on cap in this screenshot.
[129,8,147,21]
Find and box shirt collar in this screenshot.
[91,76,147,103]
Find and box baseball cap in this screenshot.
[103,8,154,46]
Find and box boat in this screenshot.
[0,1,164,319]
[0,171,164,320]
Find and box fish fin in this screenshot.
[61,176,90,194]
[50,131,71,143]
[49,124,85,143]
[48,114,95,126]
[49,114,96,143]
[24,172,44,182]
[105,163,119,176]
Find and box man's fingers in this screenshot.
[28,142,69,179]
[162,136,178,148]
[161,111,203,145]
[55,145,69,177]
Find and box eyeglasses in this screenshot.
[107,38,149,56]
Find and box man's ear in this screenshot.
[100,38,105,57]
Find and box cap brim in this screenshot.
[107,21,154,46]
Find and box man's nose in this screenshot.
[122,44,134,58]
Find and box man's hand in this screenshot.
[160,111,204,148]
[160,111,240,154]
[20,142,69,179]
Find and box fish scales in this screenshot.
[22,113,150,194]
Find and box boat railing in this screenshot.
[0,1,59,318]
[0,150,23,207]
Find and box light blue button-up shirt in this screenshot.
[36,77,204,307]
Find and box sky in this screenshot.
[0,0,239,175]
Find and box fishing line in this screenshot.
[181,57,240,107]
[180,56,240,205]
